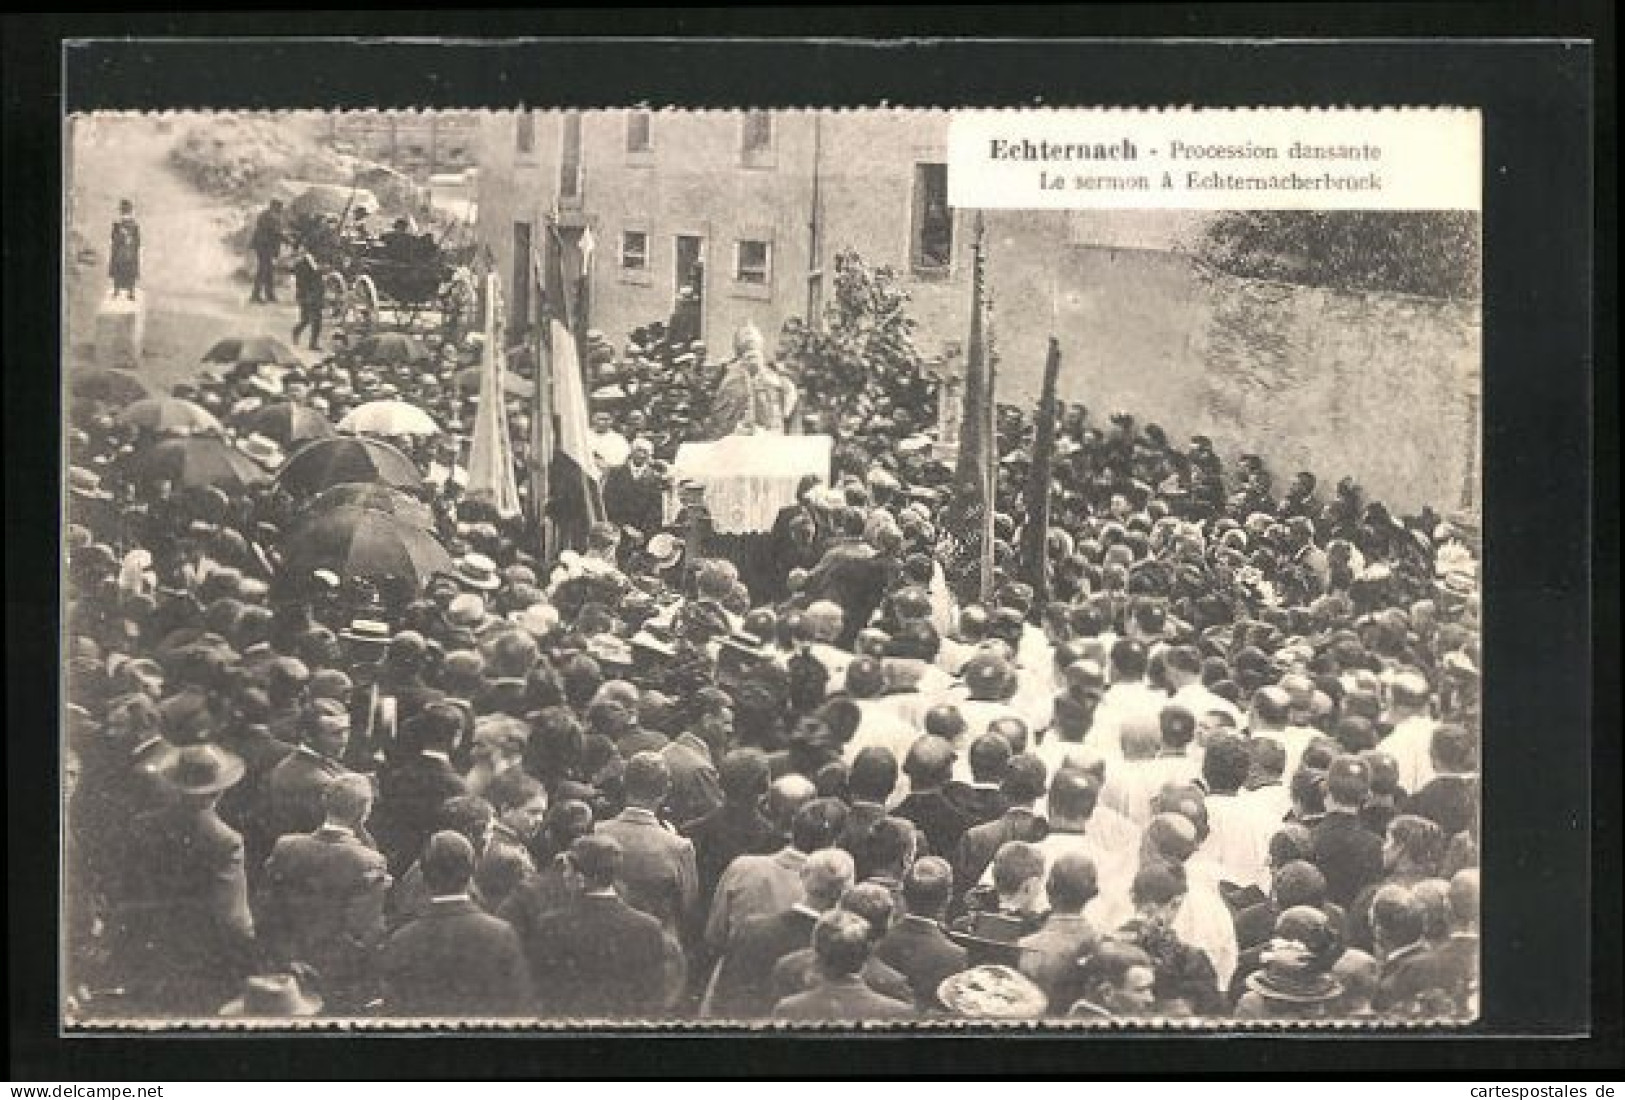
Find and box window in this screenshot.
[559,112,582,199]
[620,230,649,271]
[735,239,771,285]
[626,112,653,153]
[911,163,954,272]
[515,113,535,155]
[512,221,533,330]
[741,111,773,156]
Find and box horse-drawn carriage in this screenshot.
[285,186,482,338]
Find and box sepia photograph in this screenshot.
[61,105,1484,1030]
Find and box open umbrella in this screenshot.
[202,335,303,369]
[352,333,431,366]
[304,482,435,530]
[275,436,423,496]
[337,400,440,437]
[69,366,155,407]
[116,397,225,435]
[282,505,453,592]
[130,435,269,493]
[453,365,536,399]
[241,401,336,448]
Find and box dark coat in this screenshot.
[603,463,667,538]
[257,824,391,1002]
[875,915,970,1008]
[804,545,898,649]
[1405,775,1480,840]
[772,974,915,1021]
[250,207,285,255]
[1310,810,1385,908]
[893,787,973,861]
[943,781,1008,830]
[682,800,781,903]
[771,946,914,1006]
[954,808,1049,905]
[265,747,353,843]
[520,891,669,1018]
[708,906,818,1018]
[595,807,699,933]
[379,896,532,1017]
[107,803,256,1015]
[373,752,469,875]
[661,733,724,826]
[109,217,141,284]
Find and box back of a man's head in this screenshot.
[848,746,899,804]
[861,816,915,877]
[568,833,623,891]
[811,909,874,979]
[1371,884,1427,952]
[768,774,819,834]
[1448,868,1480,930]
[1120,713,1163,761]
[1110,638,1149,682]
[791,796,850,854]
[839,882,898,940]
[1078,940,1154,1006]
[904,735,955,789]
[990,840,1046,899]
[1001,753,1048,806]
[1047,852,1099,914]
[924,704,967,742]
[718,748,772,805]
[1272,859,1328,909]
[967,731,1013,784]
[323,771,374,825]
[989,716,1029,755]
[1158,705,1197,751]
[623,751,672,805]
[1047,766,1100,825]
[1251,686,1291,729]
[902,856,954,921]
[421,830,476,897]
[1430,724,1478,775]
[437,794,496,853]
[801,847,857,910]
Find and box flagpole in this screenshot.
[1024,336,1062,608]
[529,241,553,563]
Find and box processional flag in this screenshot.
[1022,336,1063,607]
[465,272,523,518]
[547,318,607,550]
[941,212,996,604]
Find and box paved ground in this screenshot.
[66,115,314,394]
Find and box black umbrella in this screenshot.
[304,482,435,529]
[275,436,424,496]
[283,505,453,592]
[130,435,269,493]
[69,366,155,407]
[201,335,303,368]
[241,402,336,448]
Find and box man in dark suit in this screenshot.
[602,438,669,539]
[704,847,854,1019]
[1370,884,1448,1017]
[595,752,699,935]
[520,834,669,1018]
[106,744,257,1016]
[1404,725,1480,841]
[682,748,781,903]
[256,772,392,1011]
[894,735,973,860]
[802,508,902,650]
[769,882,914,1005]
[265,699,358,843]
[772,910,915,1021]
[943,731,1013,829]
[954,753,1049,908]
[1311,755,1384,907]
[373,703,469,875]
[874,856,968,1010]
[379,831,532,1017]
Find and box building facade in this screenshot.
[331,113,480,180]
[473,111,1479,515]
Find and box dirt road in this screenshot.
[66,115,308,392]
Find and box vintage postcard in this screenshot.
[62,103,1482,1031]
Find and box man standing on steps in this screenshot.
[109,199,141,300]
[291,248,325,352]
[249,198,286,305]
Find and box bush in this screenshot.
[168,116,349,203]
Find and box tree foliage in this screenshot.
[1194,212,1481,301]
[778,248,939,430]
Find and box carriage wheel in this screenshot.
[322,271,349,323]
[350,275,380,335]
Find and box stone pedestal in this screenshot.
[94,294,146,370]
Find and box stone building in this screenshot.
[473,110,1479,514]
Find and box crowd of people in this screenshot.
[64,312,1482,1025]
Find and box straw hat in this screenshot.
[219,973,323,1018]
